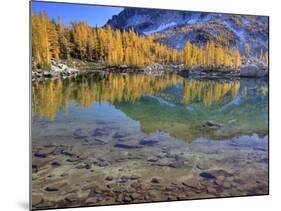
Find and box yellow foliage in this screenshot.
[32,11,242,70]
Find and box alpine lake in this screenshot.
[31,71,269,209]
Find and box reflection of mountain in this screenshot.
[115,78,268,142]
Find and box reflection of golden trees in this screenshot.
[33,73,265,121]
[182,80,240,107]
[259,85,268,95]
[32,73,183,120]
[32,79,71,120]
[241,85,268,97]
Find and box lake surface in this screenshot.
[31,73,269,209]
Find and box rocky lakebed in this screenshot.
[31,71,268,209]
[32,124,268,209]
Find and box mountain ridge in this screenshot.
[107,8,268,54]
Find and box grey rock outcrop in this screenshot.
[32,60,80,80]
[240,65,268,77]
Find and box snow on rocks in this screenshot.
[32,60,79,80]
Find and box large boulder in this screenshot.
[33,62,80,80]
[57,63,68,71]
[51,65,62,72]
[240,65,268,77]
[119,64,128,69]
[51,62,79,75]
[65,68,79,74]
[143,63,164,75]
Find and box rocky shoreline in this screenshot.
[32,60,80,81]
[32,60,268,81]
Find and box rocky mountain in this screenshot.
[107,8,268,54]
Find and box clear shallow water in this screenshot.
[31,73,268,209]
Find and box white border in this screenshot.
[1,1,280,211]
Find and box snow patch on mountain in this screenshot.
[143,22,177,35]
[126,15,148,28]
[107,8,268,53]
[186,13,213,24]
[185,13,201,24]
[223,21,247,42]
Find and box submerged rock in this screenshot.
[73,128,87,139]
[61,150,76,157]
[130,182,142,189]
[114,143,143,149]
[130,192,143,200]
[205,120,222,128]
[92,128,110,137]
[32,195,43,206]
[92,137,108,145]
[199,172,217,179]
[51,161,61,167]
[33,147,56,158]
[76,163,92,170]
[207,186,217,194]
[151,178,160,184]
[34,152,47,158]
[120,175,130,182]
[123,195,132,202]
[182,178,200,188]
[196,162,211,170]
[85,197,98,204]
[167,161,185,168]
[35,201,55,209]
[94,158,111,167]
[44,187,58,192]
[44,182,67,192]
[207,169,233,178]
[32,164,38,173]
[130,175,140,180]
[139,139,158,146]
[65,194,80,203]
[105,176,114,181]
[147,156,158,162]
[112,131,129,139]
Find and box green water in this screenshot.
[32,72,268,142]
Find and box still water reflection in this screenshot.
[31,73,268,209]
[32,73,268,142]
